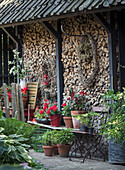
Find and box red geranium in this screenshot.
[40,110,44,114]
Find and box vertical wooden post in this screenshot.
[56,20,64,110]
[108,12,117,93]
[18,84,25,122]
[16,84,20,120]
[118,11,125,91]
[3,83,10,118]
[11,83,17,117]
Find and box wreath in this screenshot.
[78,32,98,88]
[77,35,93,62]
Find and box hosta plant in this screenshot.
[0,128,31,164]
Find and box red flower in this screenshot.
[53,105,57,112]
[55,102,57,104]
[40,110,44,114]
[44,103,48,108]
[8,92,12,102]
[24,87,28,91]
[44,99,48,102]
[67,97,70,100]
[47,110,50,114]
[49,107,53,110]
[43,107,46,111]
[62,103,66,107]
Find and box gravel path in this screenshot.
[29,149,125,170]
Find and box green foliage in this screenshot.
[29,159,47,170]
[41,130,52,146]
[9,49,32,80]
[0,117,39,145]
[0,130,31,164]
[54,129,74,145]
[74,113,89,126]
[74,111,100,127]
[100,88,125,144]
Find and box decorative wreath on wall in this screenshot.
[78,32,98,88]
[61,25,98,88]
[77,35,93,63]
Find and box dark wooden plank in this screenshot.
[3,32,8,84]
[55,20,64,110]
[108,11,117,93]
[118,11,125,91]
[9,37,14,84]
[0,29,3,87]
[93,13,111,33]
[42,21,59,39]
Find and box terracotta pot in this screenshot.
[57,144,71,157]
[49,115,61,127]
[63,117,73,128]
[42,145,53,156]
[71,111,87,129]
[53,144,59,155]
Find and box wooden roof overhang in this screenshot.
[0,0,125,109]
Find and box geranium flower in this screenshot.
[40,110,44,114]
[47,110,50,114]
[53,105,57,112]
[44,99,48,102]
[62,103,66,106]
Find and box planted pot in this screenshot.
[42,145,53,156]
[57,144,71,157]
[35,117,50,124]
[71,111,86,129]
[49,115,61,127]
[80,125,88,132]
[109,139,125,164]
[53,144,59,155]
[88,127,94,134]
[63,116,73,128]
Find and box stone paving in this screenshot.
[29,149,125,170]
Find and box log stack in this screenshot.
[22,14,110,108]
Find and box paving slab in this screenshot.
[29,150,125,170]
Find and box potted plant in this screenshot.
[70,91,87,129]
[41,130,53,156]
[87,110,100,133]
[100,88,125,164]
[74,113,89,132]
[40,99,61,127]
[54,129,74,157]
[62,97,73,128]
[51,130,59,155]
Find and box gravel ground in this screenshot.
[29,149,125,170]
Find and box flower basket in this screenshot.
[49,115,61,127]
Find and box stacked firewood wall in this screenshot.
[22,15,110,108]
[62,15,109,108]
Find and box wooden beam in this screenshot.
[118,11,125,91]
[93,13,111,33]
[108,11,117,93]
[2,27,20,45]
[55,20,64,110]
[42,21,59,39]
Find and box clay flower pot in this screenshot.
[42,145,53,156]
[71,111,87,129]
[57,144,71,157]
[49,115,61,127]
[63,116,73,128]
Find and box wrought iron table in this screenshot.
[69,130,105,163]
